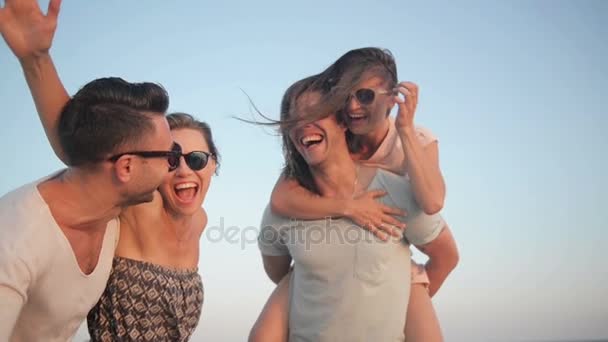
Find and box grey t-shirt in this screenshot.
[259,169,445,342]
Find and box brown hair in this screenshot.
[166,112,220,174]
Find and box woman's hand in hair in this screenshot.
[394,81,419,133]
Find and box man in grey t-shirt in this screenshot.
[258,76,445,341]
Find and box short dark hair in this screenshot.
[166,112,220,174]
[58,77,169,166]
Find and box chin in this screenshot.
[171,204,199,218]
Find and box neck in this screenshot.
[38,168,122,232]
[312,150,359,199]
[358,118,391,157]
[165,208,196,240]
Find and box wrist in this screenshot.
[340,198,354,218]
[19,53,52,74]
[397,125,416,137]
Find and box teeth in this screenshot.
[300,134,323,145]
[175,182,197,190]
[349,113,365,119]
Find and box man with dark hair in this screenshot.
[0,0,179,340]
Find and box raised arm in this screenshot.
[0,0,70,164]
[271,175,406,240]
[394,82,446,214]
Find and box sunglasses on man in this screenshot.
[108,142,182,171]
[350,87,397,106]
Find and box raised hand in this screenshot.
[394,81,419,132]
[0,0,61,61]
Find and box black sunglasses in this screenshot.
[351,87,395,105]
[108,142,182,171]
[178,151,214,171]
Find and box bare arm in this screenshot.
[262,254,292,284]
[271,175,405,240]
[394,82,446,214]
[20,55,70,164]
[416,226,459,297]
[0,0,69,164]
[399,129,446,214]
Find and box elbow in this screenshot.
[263,265,286,285]
[446,247,460,271]
[269,273,283,285]
[422,198,444,215]
[442,241,460,272]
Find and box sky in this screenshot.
[0,0,607,341]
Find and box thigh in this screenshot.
[249,272,292,342]
[404,283,443,342]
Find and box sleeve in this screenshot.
[376,171,446,245]
[258,206,291,256]
[0,246,31,339]
[403,211,445,246]
[414,125,438,147]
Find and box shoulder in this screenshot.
[193,207,208,237]
[0,184,56,283]
[368,169,421,212]
[414,125,438,146]
[370,168,412,191]
[260,205,294,230]
[0,182,56,248]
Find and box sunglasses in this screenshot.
[108,142,182,171]
[177,151,214,171]
[351,87,396,106]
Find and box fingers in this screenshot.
[381,214,406,231]
[365,189,387,199]
[381,204,406,217]
[397,86,417,111]
[47,0,61,20]
[370,218,403,240]
[367,223,389,241]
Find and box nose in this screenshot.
[175,155,194,175]
[347,94,362,113]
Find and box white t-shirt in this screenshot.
[259,169,445,341]
[0,174,119,341]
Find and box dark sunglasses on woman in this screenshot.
[178,151,214,171]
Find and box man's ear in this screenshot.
[113,156,134,183]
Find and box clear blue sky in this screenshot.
[0,1,606,341]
